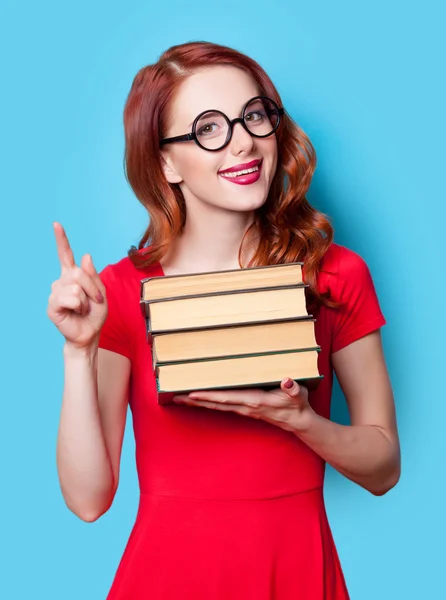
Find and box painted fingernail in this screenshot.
[96,291,104,303]
[284,378,294,389]
[188,394,198,399]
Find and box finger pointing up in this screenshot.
[53,222,75,273]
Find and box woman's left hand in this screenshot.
[172,378,314,433]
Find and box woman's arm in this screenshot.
[48,223,131,522]
[292,329,401,495]
[56,344,130,521]
[175,329,400,496]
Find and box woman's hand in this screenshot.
[172,378,315,433]
[47,222,108,350]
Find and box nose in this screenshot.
[229,120,255,155]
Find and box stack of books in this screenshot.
[140,263,322,404]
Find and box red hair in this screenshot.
[124,41,337,310]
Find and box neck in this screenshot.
[161,202,259,275]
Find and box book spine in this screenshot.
[140,299,152,319]
[145,315,154,344]
[139,280,145,306]
[151,335,157,372]
[154,365,161,392]
[155,369,160,391]
[155,373,176,405]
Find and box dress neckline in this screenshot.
[156,261,166,278]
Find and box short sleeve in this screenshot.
[98,264,132,360]
[331,248,386,353]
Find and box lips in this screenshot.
[218,159,262,174]
[218,159,263,186]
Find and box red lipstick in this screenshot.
[218,159,262,186]
[218,159,261,174]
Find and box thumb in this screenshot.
[281,377,301,397]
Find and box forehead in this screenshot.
[170,66,261,125]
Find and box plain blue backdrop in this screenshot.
[1,1,444,598]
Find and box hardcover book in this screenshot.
[155,348,322,395]
[142,285,308,334]
[139,262,322,406]
[140,261,303,304]
[151,318,318,368]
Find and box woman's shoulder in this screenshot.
[318,244,386,351]
[318,242,377,301]
[97,249,163,353]
[320,242,369,274]
[98,249,163,318]
[99,248,161,283]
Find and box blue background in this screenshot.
[1,1,444,597]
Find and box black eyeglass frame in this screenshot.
[160,95,285,152]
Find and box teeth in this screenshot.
[220,165,259,178]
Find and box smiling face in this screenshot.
[160,66,279,215]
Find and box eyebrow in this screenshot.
[187,109,224,128]
[187,100,254,129]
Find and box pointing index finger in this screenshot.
[53,222,75,271]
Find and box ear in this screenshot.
[160,152,183,184]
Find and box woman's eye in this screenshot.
[245,110,265,122]
[197,123,217,136]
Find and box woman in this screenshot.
[48,41,401,599]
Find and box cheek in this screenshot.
[267,137,279,164]
[176,147,220,183]
[260,138,278,179]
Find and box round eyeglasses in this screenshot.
[160,96,285,152]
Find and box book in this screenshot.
[155,349,322,395]
[140,261,303,304]
[139,262,322,406]
[143,285,309,333]
[151,318,318,367]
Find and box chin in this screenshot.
[236,199,266,213]
[223,190,268,213]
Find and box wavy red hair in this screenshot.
[124,41,337,311]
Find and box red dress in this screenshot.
[98,242,386,599]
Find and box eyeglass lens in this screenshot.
[195,97,280,150]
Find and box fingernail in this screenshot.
[96,291,104,303]
[174,397,188,404]
[284,378,294,389]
